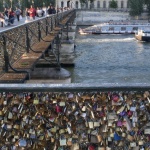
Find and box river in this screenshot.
[67,31,150,84]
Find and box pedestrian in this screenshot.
[15,7,21,21]
[36,7,43,17]
[47,5,53,15]
[4,8,9,17]
[28,5,36,20]
[52,7,56,14]
[0,13,5,27]
[42,6,47,16]
[8,8,15,24]
[25,8,29,22]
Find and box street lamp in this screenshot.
[10,0,12,8]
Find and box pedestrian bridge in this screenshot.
[0,9,150,150]
[0,83,149,149]
[0,9,76,83]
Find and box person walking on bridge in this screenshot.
[8,8,15,24]
[28,5,36,20]
[15,7,21,22]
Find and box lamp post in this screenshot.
[10,0,13,8]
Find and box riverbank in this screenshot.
[76,11,148,26]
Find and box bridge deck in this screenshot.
[0,10,75,83]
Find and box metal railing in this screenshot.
[0,9,75,74]
[0,83,149,149]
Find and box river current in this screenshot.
[68,31,150,84]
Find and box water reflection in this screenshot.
[67,33,150,84]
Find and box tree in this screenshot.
[128,0,144,16]
[144,0,150,14]
[109,0,118,9]
[80,0,95,9]
[0,1,3,12]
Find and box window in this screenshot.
[103,1,106,8]
[61,1,63,8]
[121,27,126,31]
[76,1,78,8]
[109,27,114,31]
[90,2,94,8]
[133,27,138,31]
[67,1,70,7]
[97,1,100,8]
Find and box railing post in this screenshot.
[46,18,48,36]
[38,22,41,42]
[51,17,53,31]
[66,23,69,40]
[56,34,61,69]
[25,26,30,53]
[55,15,57,26]
[57,35,60,65]
[2,35,9,72]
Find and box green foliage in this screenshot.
[128,0,144,16]
[80,0,88,4]
[0,1,3,12]
[144,0,150,14]
[109,0,118,8]
[0,0,54,12]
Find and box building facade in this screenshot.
[58,0,129,10]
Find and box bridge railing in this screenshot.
[0,9,75,75]
[0,83,149,149]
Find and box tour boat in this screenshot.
[79,22,150,35]
[135,30,150,42]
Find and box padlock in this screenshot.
[59,101,66,106]
[59,129,66,134]
[88,121,94,129]
[130,142,137,147]
[67,124,72,134]
[94,121,100,127]
[67,138,72,146]
[8,112,13,119]
[18,139,27,147]
[144,128,150,134]
[117,106,125,114]
[56,104,62,113]
[59,135,66,146]
[138,140,144,145]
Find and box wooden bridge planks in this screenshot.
[0,11,75,83]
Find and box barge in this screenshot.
[79,23,150,35]
[135,30,150,42]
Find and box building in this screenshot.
[58,0,129,10]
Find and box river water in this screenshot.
[68,31,150,84]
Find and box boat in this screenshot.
[79,22,150,35]
[135,30,150,42]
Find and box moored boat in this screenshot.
[79,22,150,35]
[135,30,150,42]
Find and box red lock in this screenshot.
[111,94,119,102]
[88,145,95,150]
[56,105,62,113]
[127,111,133,117]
